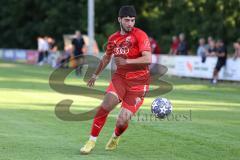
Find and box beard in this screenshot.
[120,22,132,33]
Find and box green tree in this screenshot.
[0,0,239,53]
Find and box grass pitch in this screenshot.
[0,60,240,160]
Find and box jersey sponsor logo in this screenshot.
[113,37,133,56]
[114,46,129,55]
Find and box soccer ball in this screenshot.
[151,97,173,118]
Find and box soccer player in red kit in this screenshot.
[80,5,152,154]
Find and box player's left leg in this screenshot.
[212,61,223,84]
[105,89,145,151]
[105,107,133,151]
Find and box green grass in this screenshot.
[0,60,240,160]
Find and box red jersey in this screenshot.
[106,27,151,81]
[171,39,180,54]
[149,38,161,54]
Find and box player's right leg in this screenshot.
[80,92,120,154]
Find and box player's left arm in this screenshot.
[128,51,152,64]
[114,51,151,65]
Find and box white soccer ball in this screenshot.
[151,97,173,118]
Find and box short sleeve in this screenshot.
[105,36,116,56]
[136,31,151,53]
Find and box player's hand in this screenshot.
[114,57,127,65]
[87,74,98,88]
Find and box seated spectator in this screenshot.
[169,36,179,55]
[177,33,188,55]
[197,38,208,63]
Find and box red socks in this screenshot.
[114,123,128,137]
[90,106,109,137]
[90,106,129,138]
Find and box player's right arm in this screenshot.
[87,54,112,87]
[87,39,115,87]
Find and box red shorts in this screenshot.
[106,74,149,113]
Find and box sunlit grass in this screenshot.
[0,60,240,160]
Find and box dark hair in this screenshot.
[118,5,136,17]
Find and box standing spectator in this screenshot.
[37,36,49,66]
[233,39,240,60]
[149,36,161,74]
[177,33,188,55]
[169,36,179,55]
[72,30,86,76]
[207,36,213,46]
[47,37,59,68]
[197,38,207,63]
[43,36,50,62]
[206,39,217,57]
[149,37,161,54]
[211,39,227,84]
[205,36,213,51]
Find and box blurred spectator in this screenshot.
[169,36,179,55]
[207,36,213,47]
[197,38,208,63]
[48,37,58,51]
[149,37,161,54]
[211,39,227,84]
[177,33,188,55]
[47,37,59,68]
[37,36,49,66]
[82,35,100,55]
[233,39,240,60]
[205,36,213,51]
[206,39,217,57]
[56,45,72,68]
[72,30,86,76]
[149,36,161,74]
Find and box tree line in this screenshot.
[0,0,239,53]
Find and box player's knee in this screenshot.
[116,116,128,128]
[101,101,114,111]
[116,121,128,129]
[101,94,119,110]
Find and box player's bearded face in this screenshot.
[119,17,135,33]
